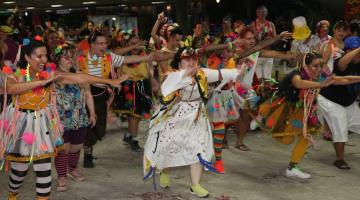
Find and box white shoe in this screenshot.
[285,167,311,179]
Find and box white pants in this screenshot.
[255,57,274,79]
[317,95,360,143]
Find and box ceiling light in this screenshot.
[216,0,220,3]
[51,4,63,8]
[151,1,165,4]
[24,11,28,16]
[45,10,52,13]
[112,17,116,21]
[26,7,35,10]
[3,1,16,4]
[82,1,96,5]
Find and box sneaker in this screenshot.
[123,135,132,145]
[159,172,171,188]
[285,166,311,179]
[83,154,95,168]
[214,160,225,174]
[190,184,209,198]
[131,140,142,152]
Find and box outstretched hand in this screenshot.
[277,31,293,42]
[109,74,129,89]
[320,75,336,88]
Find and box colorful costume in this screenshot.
[259,64,322,170]
[206,56,242,166]
[54,83,89,178]
[144,68,239,176]
[77,50,124,167]
[1,64,63,198]
[112,60,152,119]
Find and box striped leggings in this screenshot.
[8,158,52,198]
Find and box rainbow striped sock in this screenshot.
[212,122,225,161]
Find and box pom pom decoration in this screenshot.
[291,119,303,129]
[123,85,130,92]
[2,65,13,74]
[266,118,275,128]
[45,63,56,72]
[208,106,216,113]
[309,116,318,125]
[40,143,49,151]
[34,35,43,41]
[106,55,112,61]
[22,38,30,46]
[207,54,222,69]
[22,132,36,145]
[39,71,50,80]
[77,56,85,62]
[143,113,151,119]
[20,69,26,76]
[55,138,63,146]
[125,93,134,101]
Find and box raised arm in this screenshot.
[238,31,292,59]
[151,12,166,48]
[114,40,146,55]
[338,47,360,71]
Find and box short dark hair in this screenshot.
[88,31,105,44]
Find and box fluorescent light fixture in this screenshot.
[151,1,165,4]
[45,10,52,13]
[82,1,96,5]
[51,4,63,8]
[119,4,126,7]
[26,7,35,10]
[3,1,16,4]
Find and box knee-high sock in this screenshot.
[290,136,309,164]
[33,158,52,198]
[68,151,80,171]
[54,153,68,177]
[213,122,225,161]
[8,162,30,194]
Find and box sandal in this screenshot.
[56,177,67,192]
[68,169,85,182]
[333,160,351,170]
[234,144,250,151]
